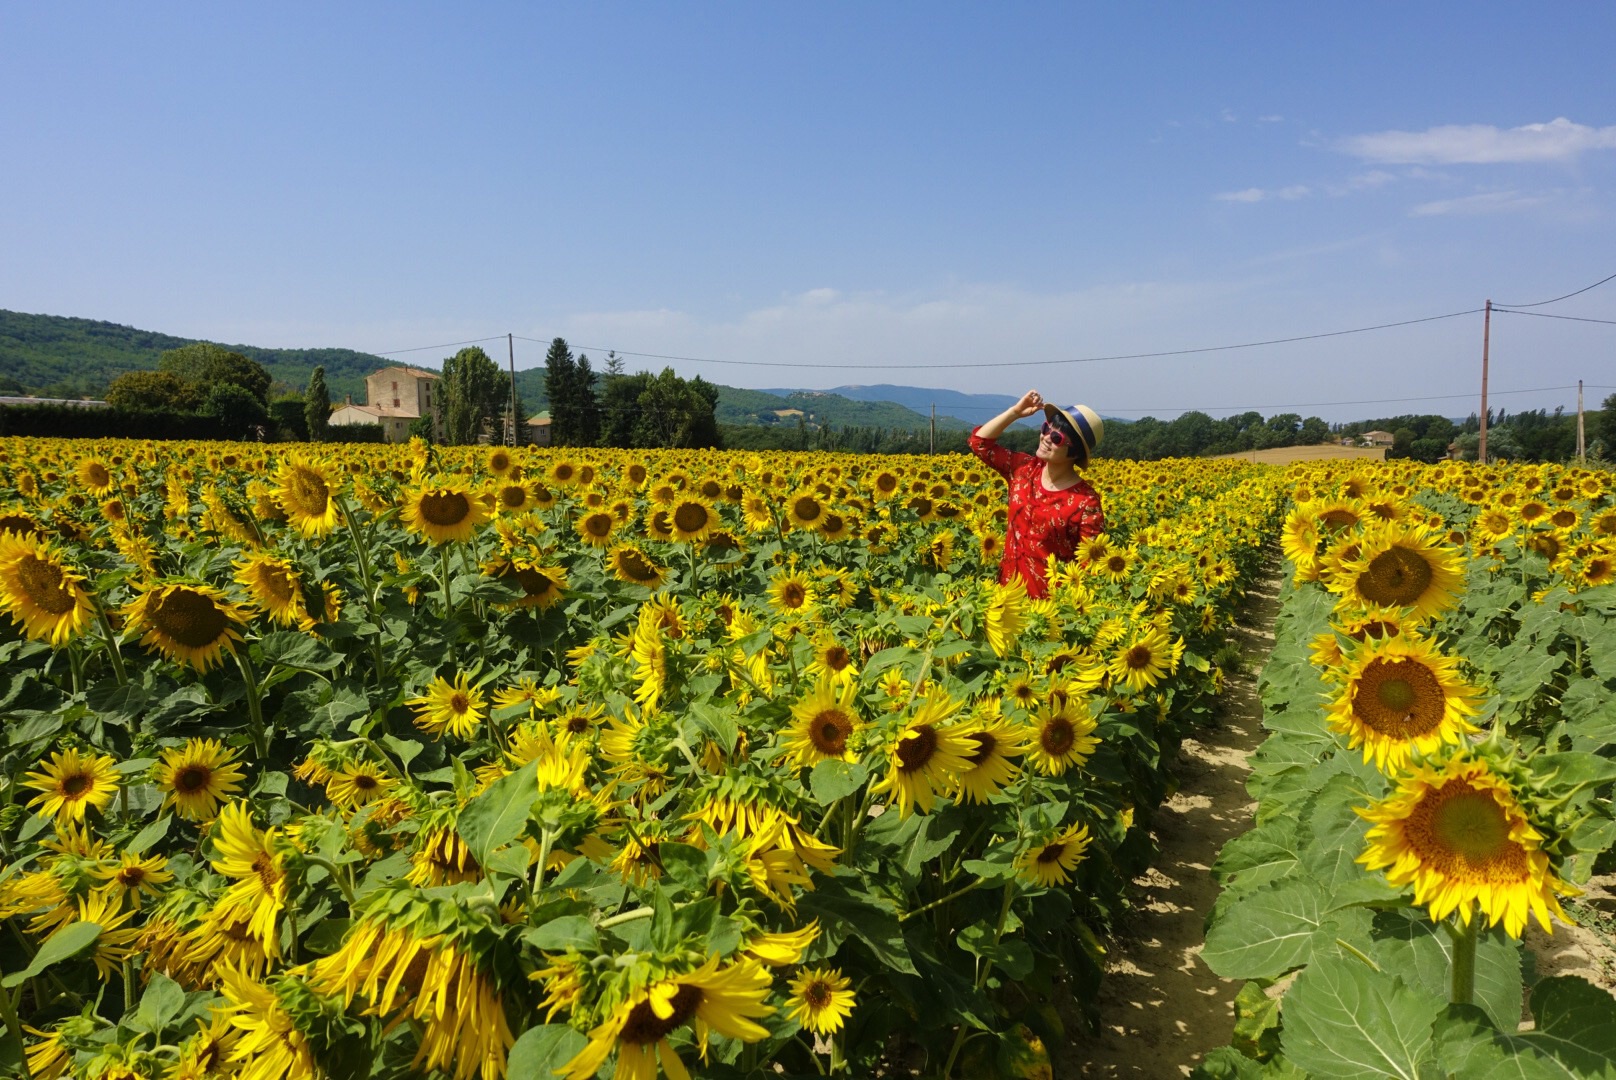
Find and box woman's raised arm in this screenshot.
[975,389,1043,441]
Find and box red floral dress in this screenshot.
[969,427,1105,599]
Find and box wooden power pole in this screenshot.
[507,333,518,446]
[1577,379,1586,463]
[1477,300,1492,464]
[929,403,936,454]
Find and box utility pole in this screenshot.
[1477,300,1492,465]
[929,403,936,454]
[1577,379,1586,463]
[507,333,518,447]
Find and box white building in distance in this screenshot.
[329,366,443,442]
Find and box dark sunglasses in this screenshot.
[1040,420,1072,447]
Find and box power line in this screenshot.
[936,384,1592,416]
[1494,308,1616,327]
[373,335,509,357]
[513,308,1484,371]
[1493,270,1616,309]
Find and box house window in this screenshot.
[392,381,400,408]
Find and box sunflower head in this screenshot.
[123,582,250,672]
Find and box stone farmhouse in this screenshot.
[328,366,443,442]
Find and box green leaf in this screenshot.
[1201,878,1371,981]
[380,735,423,770]
[125,815,172,856]
[796,880,916,975]
[523,915,598,953]
[809,759,868,806]
[956,925,1034,979]
[506,1023,589,1080]
[687,701,738,755]
[131,973,185,1034]
[456,757,540,866]
[656,843,711,897]
[1370,910,1523,1034]
[258,630,343,672]
[2,921,101,987]
[87,682,149,726]
[1279,953,1442,1080]
[1433,976,1616,1079]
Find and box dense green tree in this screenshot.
[631,368,721,448]
[269,395,309,441]
[158,343,271,405]
[599,372,652,448]
[408,415,435,443]
[441,347,504,445]
[199,383,270,438]
[572,354,601,446]
[304,366,331,441]
[1595,394,1616,457]
[544,338,579,445]
[104,370,196,411]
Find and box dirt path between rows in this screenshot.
[1060,565,1283,1079]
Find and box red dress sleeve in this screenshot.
[969,427,1037,480]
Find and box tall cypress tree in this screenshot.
[543,337,576,445]
[303,366,331,442]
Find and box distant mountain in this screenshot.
[759,383,1013,426]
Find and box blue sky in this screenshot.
[4,3,1615,421]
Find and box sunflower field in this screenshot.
[0,436,1290,1080]
[1198,461,1616,1079]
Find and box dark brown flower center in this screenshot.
[1352,657,1445,739]
[810,709,853,754]
[895,725,938,773]
[149,588,230,648]
[621,984,703,1044]
[17,555,76,615]
[175,765,211,793]
[1040,717,1075,757]
[965,731,996,767]
[419,492,471,527]
[1357,546,1435,607]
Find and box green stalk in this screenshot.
[438,542,456,623]
[335,496,387,683]
[91,599,128,685]
[1448,914,1478,1005]
[233,649,270,759]
[597,906,654,930]
[532,828,555,896]
[0,974,30,1080]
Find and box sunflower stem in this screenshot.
[532,828,555,897]
[438,541,456,627]
[898,877,983,923]
[233,650,270,759]
[1448,913,1478,1005]
[91,599,128,686]
[66,644,84,696]
[302,854,358,908]
[335,496,387,685]
[0,975,28,1080]
[597,905,654,929]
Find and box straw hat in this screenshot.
[1043,403,1104,466]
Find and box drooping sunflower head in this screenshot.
[486,556,568,609]
[1335,521,1465,623]
[1017,821,1092,887]
[608,544,668,589]
[1357,751,1576,938]
[402,483,489,545]
[122,582,250,672]
[234,553,305,627]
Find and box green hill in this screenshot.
[0,309,389,403]
[0,309,965,432]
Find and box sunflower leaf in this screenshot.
[809,759,867,806]
[1432,977,1616,1080]
[456,756,541,867]
[2,921,101,988]
[505,1024,588,1080]
[1278,952,1442,1080]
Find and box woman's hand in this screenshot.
[1012,390,1044,419]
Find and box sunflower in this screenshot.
[408,672,487,740]
[1018,822,1092,887]
[76,457,117,496]
[406,825,482,886]
[156,738,247,820]
[984,576,1027,658]
[1327,635,1480,773]
[781,677,863,767]
[668,498,716,544]
[956,718,1030,804]
[24,747,120,824]
[785,490,826,531]
[1026,701,1100,777]
[326,760,394,810]
[486,555,568,609]
[210,802,288,954]
[804,634,858,686]
[787,967,856,1035]
[1579,553,1615,590]
[767,569,816,615]
[274,457,341,536]
[0,533,95,645]
[1334,521,1466,623]
[92,851,174,904]
[871,690,976,817]
[402,483,489,545]
[1357,752,1576,937]
[575,508,619,547]
[233,553,305,627]
[609,544,669,589]
[122,582,251,672]
[1107,627,1183,694]
[559,956,774,1080]
[493,480,531,514]
[1279,507,1321,566]
[486,446,514,477]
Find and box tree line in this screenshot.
[542,339,720,449]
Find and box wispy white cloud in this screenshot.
[1213,185,1311,203]
[1257,114,1284,124]
[1339,117,1616,165]
[1408,190,1552,217]
[1220,108,1237,123]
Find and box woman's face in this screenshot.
[1036,424,1078,467]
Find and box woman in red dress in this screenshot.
[969,389,1105,599]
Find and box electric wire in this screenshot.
[1494,309,1616,327]
[1493,270,1616,309]
[373,335,509,356]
